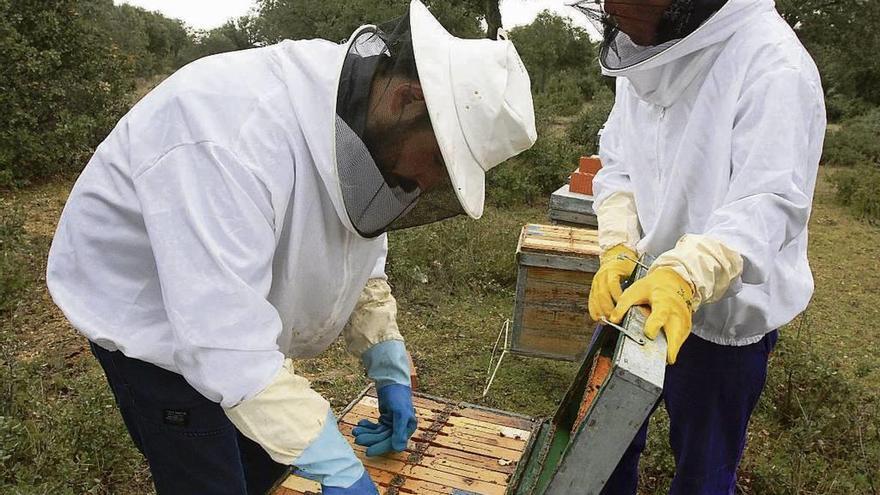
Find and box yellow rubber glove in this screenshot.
[609,267,696,364]
[588,244,638,322]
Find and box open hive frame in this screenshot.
[274,387,543,495]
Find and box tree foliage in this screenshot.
[510,11,602,117]
[253,0,484,44]
[0,0,133,184]
[510,12,596,92]
[83,0,191,77]
[777,0,880,109]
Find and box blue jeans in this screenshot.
[90,342,289,495]
[601,330,778,495]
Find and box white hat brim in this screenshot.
[409,0,486,219]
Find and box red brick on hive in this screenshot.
[579,156,602,175]
[568,156,602,196]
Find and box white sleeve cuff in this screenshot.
[223,359,330,465]
[343,278,404,358]
[595,191,641,252]
[652,234,744,310]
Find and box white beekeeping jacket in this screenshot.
[594,0,827,345]
[47,39,389,407]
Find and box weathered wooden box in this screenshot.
[548,184,598,228]
[274,387,542,495]
[511,224,601,361]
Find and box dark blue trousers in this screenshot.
[90,342,289,495]
[601,330,778,495]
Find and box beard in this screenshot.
[363,108,434,193]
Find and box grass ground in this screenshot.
[0,168,878,494]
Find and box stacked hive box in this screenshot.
[549,156,601,228]
[275,388,541,495]
[511,224,601,361]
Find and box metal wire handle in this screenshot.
[482,319,511,397]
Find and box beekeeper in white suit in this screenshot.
[46,2,536,494]
[572,0,825,493]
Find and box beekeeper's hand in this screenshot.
[589,244,638,321]
[286,410,377,493]
[609,267,696,364]
[353,340,417,456]
[320,470,379,495]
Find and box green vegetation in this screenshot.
[2,1,880,493]
[821,109,880,224]
[0,0,133,186]
[510,12,602,117]
[2,172,878,494]
[776,0,880,223]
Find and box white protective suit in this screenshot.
[593,0,827,345]
[46,38,402,421]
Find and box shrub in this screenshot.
[0,0,133,184]
[487,129,582,207]
[821,107,880,167]
[0,207,27,316]
[832,165,880,224]
[566,87,615,155]
[533,71,586,118]
[825,92,871,123]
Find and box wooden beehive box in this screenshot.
[549,156,600,228]
[274,387,542,495]
[511,224,601,361]
[548,184,598,228]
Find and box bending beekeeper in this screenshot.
[573,0,825,493]
[46,2,536,494]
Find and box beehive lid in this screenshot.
[275,387,542,495]
[515,224,601,274]
[517,224,601,258]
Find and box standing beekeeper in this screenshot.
[46,1,536,494]
[572,0,825,493]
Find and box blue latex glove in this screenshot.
[321,471,379,495]
[354,341,417,456]
[293,411,368,489]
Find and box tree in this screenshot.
[177,16,258,66]
[0,0,133,183]
[252,0,484,44]
[510,11,597,94]
[777,0,880,107]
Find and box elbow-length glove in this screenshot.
[609,267,696,364]
[223,361,377,492]
[352,340,418,457]
[292,411,379,494]
[589,190,642,322]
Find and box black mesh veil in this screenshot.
[335,13,464,238]
[570,0,728,70]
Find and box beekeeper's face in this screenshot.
[604,0,674,46]
[365,77,447,193]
